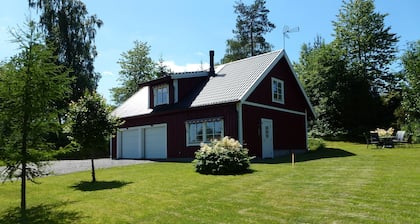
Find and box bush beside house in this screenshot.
[194,137,254,175]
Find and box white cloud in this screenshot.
[163,61,210,73]
[101,71,116,76]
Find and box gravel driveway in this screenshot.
[1,159,154,179]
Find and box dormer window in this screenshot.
[154,84,169,106]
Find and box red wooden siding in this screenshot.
[113,103,238,158]
[242,104,307,157]
[177,76,208,101]
[246,57,311,115]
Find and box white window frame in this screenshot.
[153,84,169,106]
[186,118,224,146]
[271,77,285,104]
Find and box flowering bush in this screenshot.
[376,127,394,137]
[193,136,254,175]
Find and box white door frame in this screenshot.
[261,118,274,158]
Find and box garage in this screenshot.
[118,124,167,159]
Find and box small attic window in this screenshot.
[153,84,169,106]
[272,77,284,104]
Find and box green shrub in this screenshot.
[308,138,326,151]
[193,137,254,175]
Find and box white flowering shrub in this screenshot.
[194,136,254,174]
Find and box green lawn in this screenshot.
[1,142,419,223]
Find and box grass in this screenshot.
[1,142,419,223]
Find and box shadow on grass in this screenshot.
[197,168,256,176]
[71,180,132,192]
[253,147,356,164]
[0,202,83,224]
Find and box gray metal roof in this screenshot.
[112,86,152,118]
[113,50,298,118]
[190,50,282,107]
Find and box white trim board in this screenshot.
[243,101,306,116]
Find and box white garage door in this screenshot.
[145,125,167,159]
[121,129,140,158]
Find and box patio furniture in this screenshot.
[393,131,413,147]
[366,131,381,148]
[380,136,394,148]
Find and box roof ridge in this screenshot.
[220,49,283,66]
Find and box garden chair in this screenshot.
[366,131,381,148]
[393,131,413,147]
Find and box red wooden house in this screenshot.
[111,50,315,159]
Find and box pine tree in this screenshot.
[221,0,275,63]
[0,20,71,212]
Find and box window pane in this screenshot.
[206,121,215,141]
[214,121,223,139]
[188,123,197,143]
[196,123,203,142]
[155,85,169,105]
[272,79,284,103]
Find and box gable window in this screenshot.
[186,118,224,146]
[154,84,169,106]
[272,77,284,104]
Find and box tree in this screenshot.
[0,20,71,212]
[400,40,420,139]
[28,0,103,103]
[110,41,162,105]
[221,0,275,63]
[295,39,349,137]
[65,92,122,182]
[333,0,398,93]
[296,0,400,139]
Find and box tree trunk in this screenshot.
[91,158,96,183]
[21,161,26,213]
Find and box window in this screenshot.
[154,84,169,106]
[272,78,284,104]
[186,118,224,146]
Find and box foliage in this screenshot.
[194,137,254,175]
[401,122,420,144]
[296,40,348,137]
[333,0,399,93]
[398,40,420,143]
[28,0,103,103]
[401,40,420,123]
[64,92,122,182]
[308,138,326,151]
[221,0,275,63]
[110,41,168,105]
[0,20,71,211]
[296,0,399,139]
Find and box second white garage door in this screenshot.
[121,128,140,159]
[145,125,167,159]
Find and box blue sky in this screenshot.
[1,0,419,104]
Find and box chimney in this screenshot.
[209,50,215,76]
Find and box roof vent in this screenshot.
[209,50,215,76]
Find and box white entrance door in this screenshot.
[121,128,140,158]
[145,125,167,159]
[261,118,274,158]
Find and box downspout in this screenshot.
[236,102,243,144]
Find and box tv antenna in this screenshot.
[283,25,299,49]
